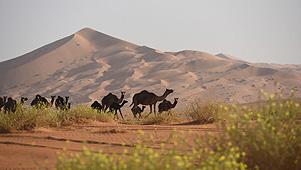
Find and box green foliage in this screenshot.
[213,90,301,170]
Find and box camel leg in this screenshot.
[104,106,108,112]
[154,104,157,116]
[114,110,119,119]
[119,109,124,119]
[146,105,153,117]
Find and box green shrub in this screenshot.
[213,91,301,170]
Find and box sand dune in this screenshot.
[0,28,300,113]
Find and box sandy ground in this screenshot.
[0,121,216,169]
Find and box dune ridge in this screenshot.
[0,28,300,112]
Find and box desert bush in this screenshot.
[0,105,113,133]
[212,91,301,170]
[184,97,222,124]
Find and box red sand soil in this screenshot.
[0,121,217,169]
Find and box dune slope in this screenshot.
[0,28,300,111]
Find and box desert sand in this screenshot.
[0,122,216,169]
[0,28,301,168]
[0,28,300,115]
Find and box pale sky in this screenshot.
[1,0,301,64]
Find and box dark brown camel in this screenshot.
[130,89,174,116]
[131,105,146,119]
[110,100,128,119]
[21,97,28,105]
[31,95,56,108]
[0,96,7,111]
[102,92,125,112]
[91,101,102,112]
[158,98,179,114]
[4,97,17,113]
[55,96,69,111]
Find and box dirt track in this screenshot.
[0,121,217,169]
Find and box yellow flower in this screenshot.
[166,164,170,168]
[235,153,240,158]
[138,129,145,136]
[219,155,226,161]
[270,94,275,100]
[295,103,299,108]
[242,152,246,156]
[260,89,264,94]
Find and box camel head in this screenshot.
[165,89,174,95]
[174,98,179,102]
[35,94,41,99]
[21,97,28,103]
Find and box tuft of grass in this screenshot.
[95,128,127,134]
[0,105,113,133]
[184,97,222,124]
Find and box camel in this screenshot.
[129,89,174,116]
[131,105,146,119]
[31,95,56,108]
[4,97,17,113]
[0,96,7,111]
[158,98,179,114]
[109,100,128,119]
[91,101,102,112]
[20,97,28,105]
[102,91,125,112]
[55,96,70,111]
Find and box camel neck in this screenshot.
[158,91,170,101]
[118,93,125,103]
[120,101,127,107]
[171,100,178,108]
[50,97,55,106]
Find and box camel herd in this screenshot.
[0,89,178,119]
